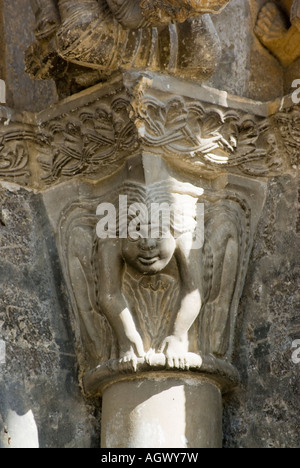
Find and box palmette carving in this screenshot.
[0,123,39,181]
[0,143,30,178]
[39,95,138,183]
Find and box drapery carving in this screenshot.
[26,0,232,95]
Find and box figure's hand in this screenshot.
[160,334,190,370]
[119,331,145,371]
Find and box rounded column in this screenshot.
[101,376,223,449]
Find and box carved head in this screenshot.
[111,179,203,274]
[121,230,176,275]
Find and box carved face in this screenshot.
[121,228,176,275]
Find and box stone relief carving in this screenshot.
[1,77,283,188]
[0,143,30,179]
[26,0,231,95]
[274,105,300,166]
[132,92,280,176]
[255,0,300,67]
[53,150,266,396]
[0,121,37,182]
[38,94,137,183]
[0,75,297,397]
[0,77,296,187]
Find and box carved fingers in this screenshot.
[160,335,190,370]
[118,349,139,372]
[119,331,145,371]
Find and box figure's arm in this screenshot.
[160,233,202,366]
[97,239,145,359]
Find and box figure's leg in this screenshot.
[30,0,60,39]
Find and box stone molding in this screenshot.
[0,72,297,190]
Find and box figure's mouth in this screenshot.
[138,257,159,266]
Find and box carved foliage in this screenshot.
[0,125,35,180]
[134,94,280,176]
[274,106,300,166]
[34,89,286,184]
[0,86,297,187]
[38,95,139,183]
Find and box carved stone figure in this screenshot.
[55,148,262,392]
[255,0,300,66]
[27,0,231,93]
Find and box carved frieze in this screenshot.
[0,74,296,189]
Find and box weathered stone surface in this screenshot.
[0,185,100,448]
[101,378,223,448]
[223,174,300,448]
[0,0,57,111]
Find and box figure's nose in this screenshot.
[139,238,157,251]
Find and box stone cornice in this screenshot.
[0,72,298,191]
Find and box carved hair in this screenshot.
[112,179,203,237]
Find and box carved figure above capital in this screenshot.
[26,0,231,94]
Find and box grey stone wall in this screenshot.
[0,187,100,448]
[224,174,300,448]
[0,0,57,111]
